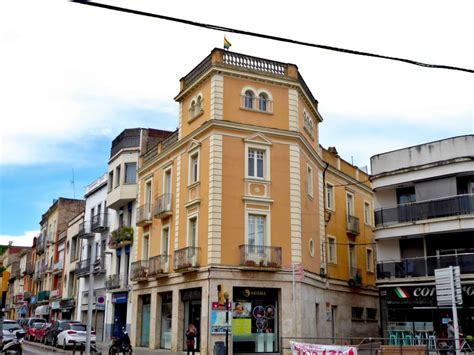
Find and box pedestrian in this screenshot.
[186,323,197,355]
[447,320,455,354]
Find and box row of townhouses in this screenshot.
[1,48,472,354]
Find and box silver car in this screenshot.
[2,320,22,344]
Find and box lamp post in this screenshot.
[224,291,229,355]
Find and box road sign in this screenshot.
[435,266,462,306]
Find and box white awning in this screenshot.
[35,305,50,316]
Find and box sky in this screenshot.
[1,0,473,245]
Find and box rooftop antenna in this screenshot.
[71,168,76,199]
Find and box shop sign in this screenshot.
[290,341,357,355]
[30,295,36,305]
[210,302,232,335]
[382,285,474,307]
[181,288,201,301]
[60,299,75,309]
[51,301,61,310]
[112,292,128,304]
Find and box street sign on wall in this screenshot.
[435,266,462,306]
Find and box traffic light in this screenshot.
[217,284,225,305]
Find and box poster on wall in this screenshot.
[290,341,357,355]
[210,302,232,334]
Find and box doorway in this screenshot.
[184,300,201,352]
[140,295,151,347]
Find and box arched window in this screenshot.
[244,90,254,109]
[196,96,202,111]
[189,100,196,114]
[258,93,268,111]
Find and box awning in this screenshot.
[35,305,50,316]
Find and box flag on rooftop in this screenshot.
[224,36,232,50]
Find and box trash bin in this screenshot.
[214,341,226,355]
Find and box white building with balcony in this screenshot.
[371,135,474,340]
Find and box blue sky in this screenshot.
[1,0,473,245]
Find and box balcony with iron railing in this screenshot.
[9,262,21,280]
[108,226,133,249]
[239,245,282,269]
[154,193,173,218]
[136,203,153,226]
[75,258,90,277]
[50,288,62,299]
[377,252,474,280]
[53,260,64,274]
[131,260,149,281]
[78,221,94,238]
[374,194,474,227]
[37,290,50,302]
[91,213,109,233]
[36,237,46,254]
[149,255,170,277]
[32,262,45,281]
[105,274,128,291]
[45,262,53,274]
[348,267,363,287]
[346,215,360,235]
[24,262,35,275]
[174,247,200,272]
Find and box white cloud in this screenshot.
[0,231,37,247]
[1,0,473,166]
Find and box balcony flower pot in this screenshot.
[244,260,256,267]
[266,261,279,268]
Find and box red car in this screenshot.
[34,323,51,343]
[26,322,44,341]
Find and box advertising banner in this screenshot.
[290,341,357,355]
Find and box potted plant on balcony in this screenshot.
[110,226,134,247]
[244,260,256,267]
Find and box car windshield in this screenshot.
[3,322,20,331]
[31,319,45,324]
[33,323,44,328]
[69,324,87,331]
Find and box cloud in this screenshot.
[0,231,37,247]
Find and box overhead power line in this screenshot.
[71,0,474,74]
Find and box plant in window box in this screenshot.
[244,260,256,267]
[266,261,279,268]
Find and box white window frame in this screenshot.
[163,166,172,195]
[327,236,337,264]
[188,150,200,185]
[161,225,170,256]
[366,247,374,273]
[245,143,271,181]
[256,89,273,113]
[346,191,355,217]
[187,214,198,248]
[307,165,313,197]
[246,212,270,247]
[142,234,150,261]
[326,183,335,210]
[364,201,371,225]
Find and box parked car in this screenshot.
[26,322,45,341]
[57,323,95,349]
[34,323,51,343]
[20,317,46,331]
[45,320,81,347]
[2,320,23,344]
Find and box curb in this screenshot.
[23,340,68,353]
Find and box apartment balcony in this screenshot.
[346,215,360,235]
[93,254,106,274]
[75,258,90,277]
[44,262,53,274]
[9,262,21,280]
[154,193,173,219]
[53,260,64,274]
[239,245,282,269]
[91,213,109,233]
[377,252,474,280]
[136,203,153,227]
[24,262,35,275]
[131,260,149,281]
[108,226,133,249]
[32,264,45,281]
[174,247,200,272]
[50,288,62,299]
[105,274,128,291]
[78,221,94,238]
[348,267,363,287]
[148,255,170,277]
[37,290,50,302]
[107,181,138,210]
[375,194,474,227]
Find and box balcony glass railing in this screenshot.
[377,252,474,279]
[375,194,474,227]
[174,247,200,271]
[131,260,149,281]
[149,255,170,276]
[239,245,282,268]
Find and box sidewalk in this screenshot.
[97,342,185,354]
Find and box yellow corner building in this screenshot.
[131,48,379,354]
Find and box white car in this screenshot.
[2,320,23,344]
[56,323,96,349]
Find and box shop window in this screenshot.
[351,307,364,320]
[366,308,377,320]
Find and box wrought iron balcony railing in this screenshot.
[105,274,128,290]
[93,254,106,274]
[75,258,90,277]
[347,215,360,235]
[136,203,153,226]
[91,213,108,232]
[239,245,282,268]
[78,221,94,238]
[131,260,149,281]
[377,252,474,280]
[154,193,173,218]
[174,247,200,271]
[375,194,474,227]
[53,260,63,274]
[149,255,170,277]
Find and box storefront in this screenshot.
[182,288,201,352]
[51,301,61,320]
[380,284,474,339]
[232,287,279,353]
[60,299,75,320]
[160,292,172,349]
[111,292,128,338]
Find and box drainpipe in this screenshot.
[322,162,330,288]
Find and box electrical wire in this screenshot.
[70,0,474,74]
